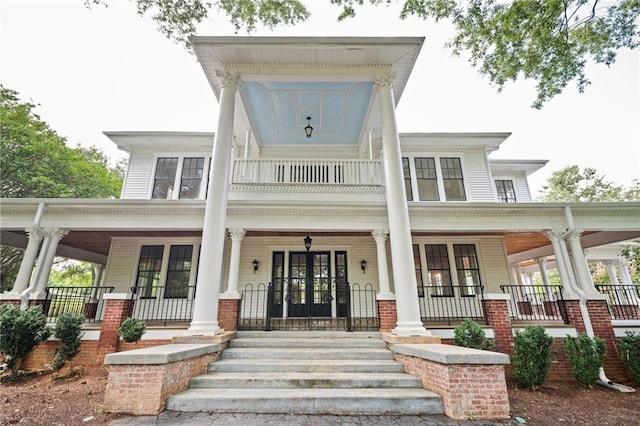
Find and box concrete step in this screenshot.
[166,388,444,415]
[235,331,381,339]
[221,347,393,360]
[189,372,422,389]
[208,359,406,373]
[229,337,386,349]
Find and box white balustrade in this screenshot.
[232,159,383,186]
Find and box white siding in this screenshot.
[463,150,494,201]
[103,239,138,292]
[121,152,154,199]
[477,237,511,293]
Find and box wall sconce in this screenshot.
[360,259,367,273]
[304,235,313,252]
[304,116,313,138]
[252,259,259,274]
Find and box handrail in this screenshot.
[44,286,114,323]
[499,284,568,323]
[594,284,640,320]
[232,158,383,185]
[418,285,486,325]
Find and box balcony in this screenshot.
[232,159,383,187]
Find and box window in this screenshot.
[424,244,453,296]
[402,157,413,201]
[152,158,178,199]
[135,245,164,297]
[495,180,516,203]
[453,244,481,295]
[165,245,193,298]
[414,157,439,201]
[151,156,207,199]
[440,157,466,201]
[179,158,205,199]
[413,244,424,296]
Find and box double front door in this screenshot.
[270,251,348,318]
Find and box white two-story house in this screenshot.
[2,36,639,337]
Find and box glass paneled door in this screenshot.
[288,252,331,317]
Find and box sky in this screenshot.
[1,0,639,197]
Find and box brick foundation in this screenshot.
[482,299,514,355]
[376,299,397,332]
[395,353,510,420]
[218,298,240,331]
[103,351,219,415]
[99,297,134,353]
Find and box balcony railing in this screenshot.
[44,286,114,324]
[237,280,379,331]
[232,159,383,186]
[419,285,486,325]
[500,284,568,323]
[130,285,196,325]
[595,284,640,320]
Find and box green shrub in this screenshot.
[453,318,493,350]
[0,304,51,378]
[51,312,84,371]
[512,325,553,389]
[563,333,606,386]
[117,318,146,343]
[618,331,640,384]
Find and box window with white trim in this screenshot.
[402,155,467,202]
[419,243,482,297]
[151,156,208,199]
[495,179,516,203]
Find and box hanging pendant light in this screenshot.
[304,116,313,138]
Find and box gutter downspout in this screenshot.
[19,203,46,309]
[562,206,635,393]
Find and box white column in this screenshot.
[372,230,393,299]
[9,227,44,293]
[189,71,240,335]
[617,258,639,304]
[89,264,105,300]
[544,231,580,299]
[376,73,428,336]
[224,228,245,298]
[566,230,599,296]
[536,257,556,302]
[32,228,68,297]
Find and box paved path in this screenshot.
[110,412,516,425]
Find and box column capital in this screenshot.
[565,229,583,242]
[371,229,389,244]
[228,228,246,242]
[374,73,395,91]
[43,228,69,240]
[542,229,562,242]
[25,227,44,240]
[217,71,242,90]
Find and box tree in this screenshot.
[86,1,640,109]
[0,85,124,290]
[539,165,640,202]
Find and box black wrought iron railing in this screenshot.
[238,279,378,331]
[44,286,114,323]
[500,284,568,323]
[418,285,486,325]
[595,284,640,320]
[130,285,196,325]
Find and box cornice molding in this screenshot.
[230,184,384,193]
[227,208,386,218]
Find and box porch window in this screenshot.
[413,244,425,296]
[402,157,413,201]
[165,245,193,298]
[495,179,516,203]
[135,245,164,297]
[152,158,178,199]
[414,157,439,201]
[179,157,205,199]
[424,244,453,296]
[440,157,466,201]
[453,244,481,295]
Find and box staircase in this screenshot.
[166,331,444,415]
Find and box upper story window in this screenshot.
[440,157,466,201]
[402,155,467,202]
[151,156,207,199]
[495,179,516,203]
[402,157,413,201]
